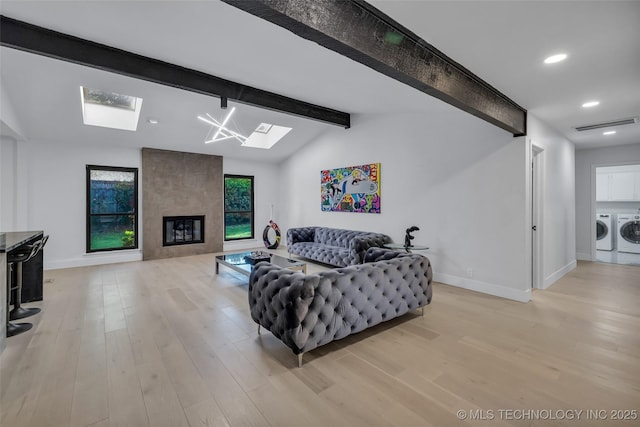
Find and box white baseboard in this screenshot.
[434,272,531,303]
[576,252,592,261]
[45,243,266,270]
[543,260,577,289]
[44,250,142,270]
[223,240,263,252]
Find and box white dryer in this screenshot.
[617,214,640,254]
[596,213,614,251]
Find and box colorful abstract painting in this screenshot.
[321,163,381,213]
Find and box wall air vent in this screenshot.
[574,117,638,132]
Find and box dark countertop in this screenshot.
[0,231,44,253]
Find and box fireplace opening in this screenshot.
[163,216,204,246]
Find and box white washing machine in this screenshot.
[596,213,614,251]
[617,214,640,254]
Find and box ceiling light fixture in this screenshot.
[603,131,616,135]
[211,107,235,141]
[543,53,567,64]
[197,108,248,144]
[582,101,600,108]
[197,109,291,149]
[147,118,159,124]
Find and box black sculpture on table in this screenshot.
[404,226,420,249]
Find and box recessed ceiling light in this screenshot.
[147,118,159,124]
[582,101,600,108]
[543,53,567,64]
[603,131,616,135]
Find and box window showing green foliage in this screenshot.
[87,165,138,252]
[224,175,254,240]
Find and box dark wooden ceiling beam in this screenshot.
[221,0,526,136]
[0,15,350,128]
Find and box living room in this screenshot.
[1,1,639,426]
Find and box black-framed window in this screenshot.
[224,174,254,241]
[87,165,138,252]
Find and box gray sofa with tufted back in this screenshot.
[248,247,433,366]
[286,226,392,267]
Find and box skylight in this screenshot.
[80,87,143,131]
[243,123,292,149]
[254,123,273,134]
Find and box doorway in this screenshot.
[594,164,640,266]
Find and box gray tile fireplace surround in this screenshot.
[142,148,223,260]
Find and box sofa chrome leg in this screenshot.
[421,307,424,317]
[297,353,303,368]
[258,325,261,335]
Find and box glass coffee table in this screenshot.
[215,251,307,277]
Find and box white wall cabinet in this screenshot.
[596,173,610,201]
[610,172,636,200]
[597,170,640,201]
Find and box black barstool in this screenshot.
[6,235,47,336]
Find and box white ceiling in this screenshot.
[1,0,639,160]
[369,0,640,149]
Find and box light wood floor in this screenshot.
[1,252,639,427]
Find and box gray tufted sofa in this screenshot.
[248,247,433,366]
[286,226,392,267]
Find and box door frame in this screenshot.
[590,161,640,261]
[531,143,544,289]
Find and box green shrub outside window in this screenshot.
[224,175,254,240]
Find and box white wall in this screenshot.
[526,114,577,288]
[22,140,143,269]
[0,136,17,231]
[1,75,27,232]
[575,143,640,260]
[0,75,26,140]
[280,111,532,302]
[223,157,280,252]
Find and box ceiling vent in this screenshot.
[574,117,638,132]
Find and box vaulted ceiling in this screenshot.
[1,0,638,161]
